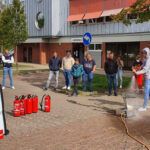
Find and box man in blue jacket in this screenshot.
[44,52,62,91]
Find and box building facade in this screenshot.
[16,0,150,69]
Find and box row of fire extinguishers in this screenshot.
[14,94,51,117]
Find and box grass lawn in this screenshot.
[0,69,49,76]
[0,63,31,68]
[74,74,131,92]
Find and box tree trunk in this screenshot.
[16,45,18,70]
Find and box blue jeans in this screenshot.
[116,70,123,86]
[107,74,117,95]
[144,79,150,108]
[63,70,72,87]
[3,67,14,87]
[46,71,59,88]
[82,72,93,91]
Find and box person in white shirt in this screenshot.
[2,50,15,90]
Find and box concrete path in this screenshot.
[0,72,149,150]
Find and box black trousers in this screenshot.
[72,77,80,95]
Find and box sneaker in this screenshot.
[138,107,147,111]
[2,87,5,90]
[120,85,122,89]
[67,86,71,90]
[53,88,57,91]
[62,86,67,90]
[11,86,15,90]
[114,93,118,96]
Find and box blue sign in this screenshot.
[83,32,92,46]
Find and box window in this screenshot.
[88,44,102,50]
[89,19,96,23]
[127,14,137,20]
[106,16,112,22]
[35,12,44,30]
[97,17,104,23]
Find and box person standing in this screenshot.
[132,56,143,93]
[45,52,62,91]
[82,53,96,92]
[62,51,75,90]
[69,58,84,97]
[116,56,124,89]
[104,52,118,96]
[133,47,150,111]
[2,50,15,90]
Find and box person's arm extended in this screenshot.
[136,59,150,75]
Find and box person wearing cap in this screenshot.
[2,50,15,90]
[133,47,150,111]
[132,56,143,93]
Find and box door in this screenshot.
[23,47,27,62]
[73,44,84,63]
[28,47,32,63]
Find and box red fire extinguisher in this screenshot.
[26,94,32,114]
[14,96,21,117]
[21,95,27,114]
[20,95,26,116]
[0,130,4,140]
[32,95,38,113]
[40,95,51,112]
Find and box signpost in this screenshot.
[83,32,92,46]
[0,85,9,137]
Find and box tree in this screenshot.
[10,0,28,68]
[0,0,28,68]
[0,7,14,51]
[112,0,150,26]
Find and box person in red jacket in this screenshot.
[132,56,143,93]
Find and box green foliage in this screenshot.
[0,0,28,51]
[112,0,150,26]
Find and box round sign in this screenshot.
[83,32,92,46]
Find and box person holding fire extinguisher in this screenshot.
[44,52,62,91]
[2,50,15,90]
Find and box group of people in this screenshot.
[2,47,150,112]
[44,51,96,97]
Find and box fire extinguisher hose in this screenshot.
[20,96,26,116]
[40,94,46,111]
[121,112,150,150]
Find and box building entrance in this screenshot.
[73,43,85,63]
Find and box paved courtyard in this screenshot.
[0,71,150,150]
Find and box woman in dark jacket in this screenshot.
[69,58,84,97]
